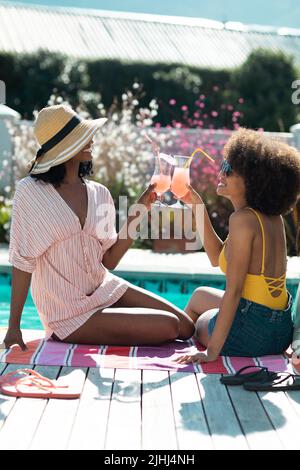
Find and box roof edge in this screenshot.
[1,1,300,36]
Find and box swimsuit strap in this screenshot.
[247,208,266,275]
[247,208,286,295]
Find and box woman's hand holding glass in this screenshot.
[180,184,204,205]
[137,183,158,211]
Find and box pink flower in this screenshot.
[238,98,244,104]
[200,94,205,99]
[211,111,218,118]
[213,86,220,92]
[200,103,205,109]
[181,105,188,111]
[169,99,176,105]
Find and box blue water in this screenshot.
[0,273,298,330]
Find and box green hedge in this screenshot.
[0,48,299,130]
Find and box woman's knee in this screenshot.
[179,323,195,340]
[193,286,211,299]
[161,313,180,341]
[189,286,222,310]
[185,286,209,317]
[187,286,207,306]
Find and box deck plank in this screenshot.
[258,391,300,450]
[226,385,283,450]
[0,363,298,449]
[67,367,115,450]
[0,364,28,436]
[0,365,60,450]
[142,370,177,450]
[105,369,142,450]
[286,390,300,420]
[170,372,213,450]
[29,367,86,450]
[196,374,249,450]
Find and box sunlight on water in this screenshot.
[0,274,298,330]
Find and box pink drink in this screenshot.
[151,174,171,195]
[171,168,190,198]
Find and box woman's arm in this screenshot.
[4,267,31,350]
[176,211,254,364]
[102,184,157,270]
[181,184,224,266]
[206,213,253,356]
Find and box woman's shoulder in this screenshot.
[16,175,47,189]
[229,207,257,224]
[87,179,112,198]
[14,175,46,197]
[229,208,282,235]
[229,208,261,236]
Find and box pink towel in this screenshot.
[0,329,294,374]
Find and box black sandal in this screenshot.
[244,373,300,391]
[220,365,278,386]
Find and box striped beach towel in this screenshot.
[0,329,296,374]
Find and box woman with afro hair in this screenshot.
[176,128,300,364]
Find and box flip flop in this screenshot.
[0,369,81,399]
[220,365,278,386]
[244,373,300,391]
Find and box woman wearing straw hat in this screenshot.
[4,105,194,349]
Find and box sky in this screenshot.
[3,0,300,29]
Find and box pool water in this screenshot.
[0,273,299,330]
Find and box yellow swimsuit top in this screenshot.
[218,208,288,310]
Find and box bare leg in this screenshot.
[111,284,195,340]
[62,308,180,346]
[194,308,219,347]
[185,287,224,323]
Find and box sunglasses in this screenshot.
[220,160,233,176]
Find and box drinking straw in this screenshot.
[184,147,215,168]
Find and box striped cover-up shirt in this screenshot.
[8,176,129,340]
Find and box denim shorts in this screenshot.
[208,293,294,357]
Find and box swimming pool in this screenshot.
[0,273,299,330]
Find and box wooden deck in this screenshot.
[0,363,300,450]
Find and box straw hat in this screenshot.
[28,105,107,174]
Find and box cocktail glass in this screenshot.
[169,155,191,209]
[150,153,174,207]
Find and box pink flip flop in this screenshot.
[0,369,81,399]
